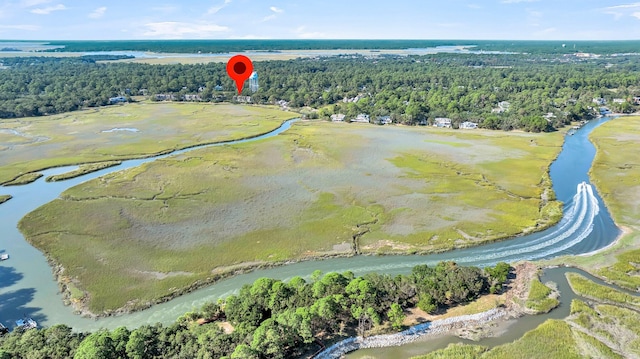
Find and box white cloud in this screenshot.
[207,0,232,15]
[261,6,284,21]
[20,0,51,7]
[143,21,229,39]
[88,6,106,19]
[152,5,179,14]
[0,24,40,31]
[501,0,538,3]
[633,11,640,19]
[603,3,640,20]
[31,3,66,14]
[467,4,482,9]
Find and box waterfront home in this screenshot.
[613,98,625,104]
[433,118,452,128]
[352,114,370,123]
[460,121,478,129]
[234,95,252,103]
[377,116,392,125]
[331,114,346,122]
[109,96,127,104]
[183,94,202,101]
[154,94,176,101]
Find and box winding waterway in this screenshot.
[0,116,621,332]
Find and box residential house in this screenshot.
[214,85,224,91]
[418,119,428,126]
[433,118,452,128]
[376,116,392,125]
[108,96,127,104]
[155,94,176,101]
[183,94,202,101]
[593,98,606,106]
[352,114,370,123]
[492,101,510,113]
[460,121,478,129]
[234,95,252,103]
[543,112,556,121]
[613,98,626,104]
[633,96,640,105]
[331,114,346,122]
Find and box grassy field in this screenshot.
[0,194,11,204]
[17,119,564,313]
[0,102,295,184]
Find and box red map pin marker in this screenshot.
[227,55,254,94]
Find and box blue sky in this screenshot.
[0,0,639,40]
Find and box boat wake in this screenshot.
[343,181,602,273]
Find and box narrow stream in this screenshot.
[0,116,622,332]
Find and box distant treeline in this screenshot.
[0,261,510,359]
[40,39,640,55]
[1,53,639,131]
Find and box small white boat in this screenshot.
[0,254,8,261]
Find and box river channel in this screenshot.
[0,116,621,332]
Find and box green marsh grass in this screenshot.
[566,273,640,309]
[3,172,43,185]
[18,121,565,313]
[482,319,581,359]
[0,102,295,184]
[525,278,559,313]
[411,343,488,358]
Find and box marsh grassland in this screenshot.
[17,117,565,313]
[0,102,294,184]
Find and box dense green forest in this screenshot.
[38,39,640,55]
[1,53,639,131]
[0,261,510,359]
